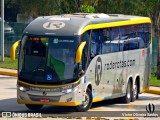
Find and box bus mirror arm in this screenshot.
[10,40,21,60]
[90,52,95,59]
[76,41,86,63]
[78,69,85,77]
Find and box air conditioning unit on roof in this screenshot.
[85,13,110,19]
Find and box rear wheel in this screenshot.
[121,81,131,103]
[25,104,43,110]
[75,88,92,112]
[131,80,138,102]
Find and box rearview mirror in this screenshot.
[76,41,86,63]
[10,40,21,60]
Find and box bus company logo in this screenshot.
[43,21,65,30]
[146,103,155,114]
[42,91,47,96]
[95,57,102,86]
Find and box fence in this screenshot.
[0,22,28,56]
[152,36,157,74]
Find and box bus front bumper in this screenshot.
[17,99,81,106]
[17,80,83,106]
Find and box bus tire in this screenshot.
[25,104,43,110]
[131,80,138,102]
[121,81,131,103]
[75,88,92,112]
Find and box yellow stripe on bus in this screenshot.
[17,100,81,106]
[80,17,151,35]
[92,98,103,103]
[18,79,80,88]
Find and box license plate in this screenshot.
[40,98,50,102]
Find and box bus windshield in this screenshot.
[19,35,80,84]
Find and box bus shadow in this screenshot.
[91,98,122,109]
[0,98,74,114]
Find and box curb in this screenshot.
[0,69,17,77]
[144,88,160,95]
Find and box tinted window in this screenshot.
[144,24,151,47]
[138,37,145,48]
[95,23,151,54]
[137,24,145,44]
[25,37,46,57]
[119,26,129,51]
[129,25,137,38]
[91,30,101,55]
[102,28,111,54]
[110,27,119,52]
[128,38,138,50]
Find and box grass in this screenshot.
[150,74,160,87]
[0,56,160,86]
[0,56,18,69]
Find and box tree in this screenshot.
[54,0,98,13]
[143,0,160,79]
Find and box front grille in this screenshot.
[29,94,60,102]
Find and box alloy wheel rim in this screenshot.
[127,84,131,99]
[133,84,137,98]
[82,92,90,108]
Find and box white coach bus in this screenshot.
[11,13,152,112]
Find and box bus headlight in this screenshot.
[62,88,73,93]
[18,86,29,92]
[61,87,78,93]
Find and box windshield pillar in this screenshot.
[78,31,91,75]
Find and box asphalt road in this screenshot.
[0,75,160,120]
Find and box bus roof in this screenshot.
[23,13,151,36]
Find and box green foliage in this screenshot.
[0,57,18,69]
[150,74,160,86]
[4,0,160,17]
[5,0,100,15]
[80,5,95,13]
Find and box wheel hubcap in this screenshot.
[82,93,89,108]
[133,84,137,98]
[127,84,131,99]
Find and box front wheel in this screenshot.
[25,104,43,111]
[75,88,92,112]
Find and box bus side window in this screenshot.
[80,32,90,71]
[137,24,145,46]
[102,28,111,54]
[129,25,137,39]
[138,37,145,48]
[91,30,101,57]
[144,24,151,47]
[119,26,129,51]
[128,39,138,50]
[128,25,138,50]
[110,27,119,52]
